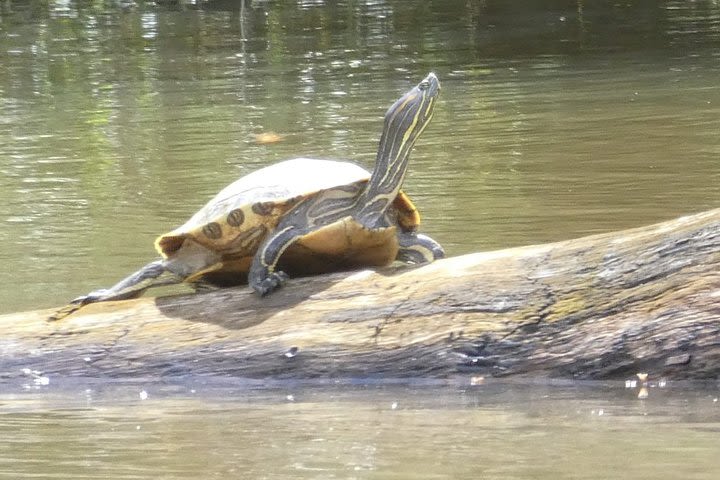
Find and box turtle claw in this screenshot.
[48,290,110,321]
[70,289,109,305]
[430,243,445,260]
[253,271,289,297]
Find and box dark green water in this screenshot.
[1,1,719,478]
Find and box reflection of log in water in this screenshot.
[2,209,719,380]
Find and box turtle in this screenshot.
[50,72,443,320]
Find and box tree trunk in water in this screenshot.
[2,209,719,381]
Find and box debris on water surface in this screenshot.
[254,132,283,145]
[139,390,148,400]
[625,373,666,399]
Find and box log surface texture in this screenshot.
[2,209,719,381]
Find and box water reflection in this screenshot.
[0,0,719,314]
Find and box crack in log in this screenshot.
[370,283,420,341]
[91,327,133,364]
[83,314,145,372]
[448,248,564,376]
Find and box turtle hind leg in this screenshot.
[396,232,445,264]
[48,260,179,321]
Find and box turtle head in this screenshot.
[382,72,440,147]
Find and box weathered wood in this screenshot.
[2,209,719,381]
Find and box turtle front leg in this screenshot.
[396,232,445,264]
[249,226,303,296]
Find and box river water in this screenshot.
[0,378,718,479]
[1,0,719,478]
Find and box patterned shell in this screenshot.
[154,158,421,261]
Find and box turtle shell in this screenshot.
[154,158,421,284]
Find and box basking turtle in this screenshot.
[51,72,443,320]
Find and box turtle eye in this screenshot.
[419,79,430,90]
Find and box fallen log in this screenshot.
[1,209,719,381]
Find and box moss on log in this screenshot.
[2,209,719,381]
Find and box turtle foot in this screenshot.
[252,271,289,297]
[70,289,110,305]
[48,290,110,321]
[397,233,445,264]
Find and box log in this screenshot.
[2,209,719,381]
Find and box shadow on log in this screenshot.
[1,209,719,381]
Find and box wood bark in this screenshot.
[1,209,719,381]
